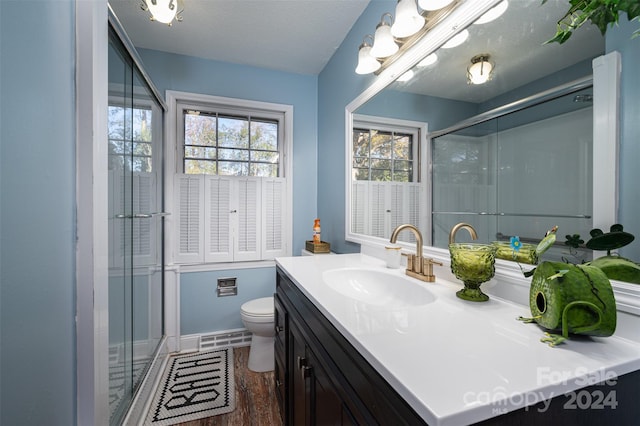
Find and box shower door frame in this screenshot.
[76,2,173,425]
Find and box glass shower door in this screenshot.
[108,26,164,425]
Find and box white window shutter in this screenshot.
[388,183,401,236]
[204,176,232,263]
[389,182,420,244]
[406,183,422,236]
[262,178,286,259]
[351,181,368,235]
[108,170,123,269]
[175,174,204,263]
[234,178,261,261]
[369,182,386,238]
[132,172,156,265]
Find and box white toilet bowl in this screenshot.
[240,297,275,372]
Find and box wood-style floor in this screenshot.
[176,346,283,426]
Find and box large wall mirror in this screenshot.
[347,0,623,268]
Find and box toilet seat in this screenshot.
[241,297,274,319]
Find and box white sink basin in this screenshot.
[322,267,435,307]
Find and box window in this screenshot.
[183,110,280,177]
[108,104,153,172]
[352,127,415,182]
[168,91,292,266]
[351,115,424,243]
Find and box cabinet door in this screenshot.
[289,323,309,425]
[274,295,287,421]
[308,350,358,426]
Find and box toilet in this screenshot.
[240,297,275,372]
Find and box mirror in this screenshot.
[347,0,624,264]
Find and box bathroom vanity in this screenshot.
[275,254,640,425]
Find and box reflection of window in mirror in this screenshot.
[351,115,426,244]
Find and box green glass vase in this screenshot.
[449,243,496,302]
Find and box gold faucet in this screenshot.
[390,224,442,282]
[449,222,478,244]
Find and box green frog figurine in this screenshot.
[518,261,617,347]
[518,226,617,346]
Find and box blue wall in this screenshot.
[317,0,396,254]
[136,49,318,333]
[180,267,276,334]
[0,1,77,424]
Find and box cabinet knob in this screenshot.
[275,325,283,333]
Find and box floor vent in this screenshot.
[199,329,252,351]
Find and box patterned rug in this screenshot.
[145,348,235,425]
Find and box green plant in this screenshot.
[543,0,640,44]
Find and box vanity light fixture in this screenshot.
[441,28,468,48]
[354,0,460,75]
[467,54,494,85]
[355,35,382,74]
[140,0,183,25]
[417,52,438,67]
[370,13,399,58]
[418,0,455,11]
[391,0,425,38]
[474,0,509,25]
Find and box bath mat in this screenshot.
[145,348,235,425]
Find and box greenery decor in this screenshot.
[544,0,640,44]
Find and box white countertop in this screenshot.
[276,253,640,426]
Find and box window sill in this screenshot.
[170,259,276,273]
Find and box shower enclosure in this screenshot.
[431,80,593,262]
[108,16,166,425]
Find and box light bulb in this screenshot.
[370,19,399,58]
[391,0,425,38]
[147,0,177,24]
[355,43,381,74]
[467,55,494,85]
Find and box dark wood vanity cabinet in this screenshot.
[275,267,640,426]
[275,266,425,426]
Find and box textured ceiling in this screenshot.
[109,0,370,75]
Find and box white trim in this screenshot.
[592,51,621,248]
[164,266,181,353]
[165,90,293,266]
[177,259,276,273]
[179,329,253,353]
[76,1,110,425]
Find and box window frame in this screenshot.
[166,91,293,270]
[352,117,420,183]
[177,102,285,177]
[347,114,429,247]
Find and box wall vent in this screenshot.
[199,329,253,351]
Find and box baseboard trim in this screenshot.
[179,328,253,353]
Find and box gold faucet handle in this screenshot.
[422,258,443,282]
